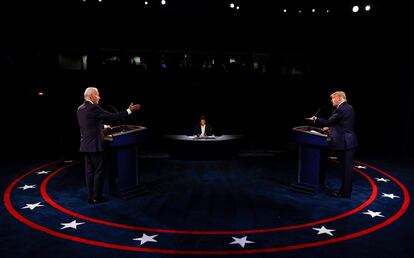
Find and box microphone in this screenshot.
[107,104,126,126]
[314,105,327,116]
[107,105,119,113]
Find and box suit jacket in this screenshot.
[77,101,129,153]
[194,123,213,136]
[316,102,358,151]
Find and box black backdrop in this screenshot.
[1,1,413,160]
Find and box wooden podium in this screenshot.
[104,125,147,198]
[290,126,328,194]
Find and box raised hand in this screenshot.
[128,102,141,112]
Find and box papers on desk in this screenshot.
[188,135,216,139]
[200,136,216,139]
[309,130,326,136]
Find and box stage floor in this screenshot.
[1,151,413,258]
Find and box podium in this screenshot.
[104,125,147,198]
[290,126,328,194]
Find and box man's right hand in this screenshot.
[128,102,141,112]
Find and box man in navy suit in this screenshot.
[77,86,141,204]
[307,91,357,198]
[193,116,213,137]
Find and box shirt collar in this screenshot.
[337,100,346,108]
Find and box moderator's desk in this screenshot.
[104,125,147,198]
[164,135,243,159]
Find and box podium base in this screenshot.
[288,182,321,195]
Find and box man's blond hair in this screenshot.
[331,91,347,101]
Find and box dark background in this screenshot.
[1,0,413,160]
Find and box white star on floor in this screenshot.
[354,165,367,169]
[60,220,85,230]
[133,233,158,245]
[375,177,390,182]
[18,184,36,190]
[363,210,385,218]
[21,202,44,210]
[229,236,254,248]
[382,193,400,199]
[36,170,51,175]
[312,226,336,236]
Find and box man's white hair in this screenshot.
[84,87,98,99]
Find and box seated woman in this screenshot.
[193,116,213,137]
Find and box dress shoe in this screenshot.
[329,191,350,198]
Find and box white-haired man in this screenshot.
[77,86,141,204]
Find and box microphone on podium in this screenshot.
[107,105,119,113]
[107,104,126,126]
[306,105,326,123]
[314,105,326,116]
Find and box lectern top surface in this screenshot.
[107,125,147,137]
[293,126,327,137]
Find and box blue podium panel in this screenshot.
[291,126,328,194]
[104,125,147,198]
[106,125,146,147]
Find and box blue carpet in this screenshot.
[1,152,413,258]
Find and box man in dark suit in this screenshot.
[77,86,141,204]
[307,91,357,198]
[193,116,213,137]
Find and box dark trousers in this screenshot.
[84,152,105,200]
[337,148,355,196]
[320,148,355,195]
